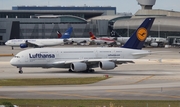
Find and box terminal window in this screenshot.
[0,29,6,33]
[0,36,2,40]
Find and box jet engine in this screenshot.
[20,40,28,48]
[99,61,116,70]
[82,40,87,43]
[70,62,87,72]
[20,43,28,48]
[150,42,158,47]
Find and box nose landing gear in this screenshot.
[18,67,23,74]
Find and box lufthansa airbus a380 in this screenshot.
[5,27,73,49]
[10,18,155,74]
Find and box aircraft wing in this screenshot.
[27,41,44,47]
[51,59,134,68]
[86,59,134,64]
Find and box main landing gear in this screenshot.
[68,68,95,73]
[87,69,95,73]
[68,69,73,72]
[18,67,23,74]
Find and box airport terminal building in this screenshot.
[1,0,180,45]
[0,6,132,45]
[113,0,180,44]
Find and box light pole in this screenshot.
[158,20,160,38]
[127,21,129,37]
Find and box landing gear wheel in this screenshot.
[89,69,95,73]
[18,67,23,74]
[19,70,23,74]
[83,69,95,73]
[68,69,73,72]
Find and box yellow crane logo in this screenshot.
[136,27,147,41]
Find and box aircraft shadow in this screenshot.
[24,69,171,76]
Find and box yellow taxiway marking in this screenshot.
[0,54,14,57]
[108,87,180,91]
[106,90,180,99]
[105,75,155,86]
[29,91,113,100]
[0,96,14,99]
[132,75,155,84]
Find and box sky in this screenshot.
[0,0,180,14]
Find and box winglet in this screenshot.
[123,18,155,49]
[89,32,96,39]
[61,27,73,39]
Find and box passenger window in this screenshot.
[14,56,20,58]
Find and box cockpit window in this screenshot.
[14,56,20,58]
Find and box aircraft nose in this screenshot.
[5,41,8,45]
[10,58,16,66]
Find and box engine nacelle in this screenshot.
[99,61,116,70]
[82,40,87,43]
[116,42,121,46]
[70,62,87,72]
[20,43,28,48]
[150,42,158,47]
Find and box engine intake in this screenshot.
[20,43,28,48]
[70,62,87,72]
[99,61,116,70]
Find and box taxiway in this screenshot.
[0,46,180,100]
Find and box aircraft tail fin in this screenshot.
[57,31,62,38]
[61,27,73,39]
[123,18,155,50]
[89,32,96,39]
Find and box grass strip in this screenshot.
[0,77,109,86]
[0,99,179,107]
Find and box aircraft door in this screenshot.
[111,49,116,59]
[25,55,29,62]
[94,49,99,58]
[112,49,123,59]
[55,51,60,61]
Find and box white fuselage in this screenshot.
[10,47,149,68]
[117,37,152,44]
[5,39,64,47]
[151,37,168,43]
[92,37,116,45]
[67,38,91,44]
